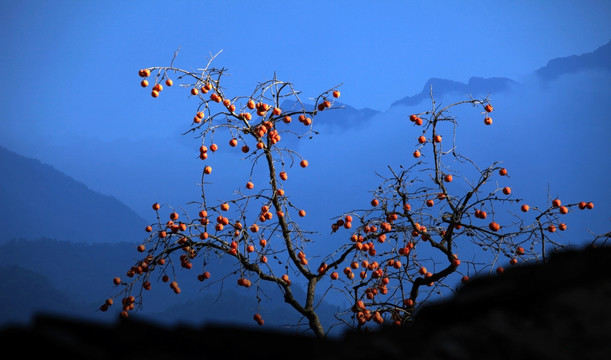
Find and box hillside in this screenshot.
[0,145,148,243]
[2,245,609,359]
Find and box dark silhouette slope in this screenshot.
[1,245,608,359]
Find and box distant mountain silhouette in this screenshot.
[535,39,611,81]
[390,76,518,108]
[0,145,148,243]
[390,39,611,108]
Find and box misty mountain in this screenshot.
[0,238,345,336]
[390,76,518,108]
[389,39,611,109]
[0,265,83,327]
[0,145,148,243]
[535,39,611,82]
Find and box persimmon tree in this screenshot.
[102,52,595,338]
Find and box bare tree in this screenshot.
[102,53,595,338]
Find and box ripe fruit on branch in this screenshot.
[140,80,149,88]
[520,204,529,212]
[475,210,487,219]
[426,199,434,207]
[204,166,212,174]
[152,203,161,211]
[279,171,288,180]
[444,174,453,182]
[516,246,525,255]
[139,69,151,77]
[559,206,568,214]
[300,159,309,168]
[484,117,492,125]
[499,168,508,176]
[489,222,500,232]
[191,88,199,96]
[552,198,561,207]
[246,182,254,189]
[485,104,494,112]
[433,135,442,143]
[165,79,173,86]
[413,150,421,158]
[409,114,423,125]
[502,187,511,195]
[418,136,427,144]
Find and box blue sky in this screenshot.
[1,0,609,240]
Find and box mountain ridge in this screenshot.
[0,145,148,244]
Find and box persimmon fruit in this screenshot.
[489,222,500,232]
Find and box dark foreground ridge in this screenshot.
[1,246,610,359]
